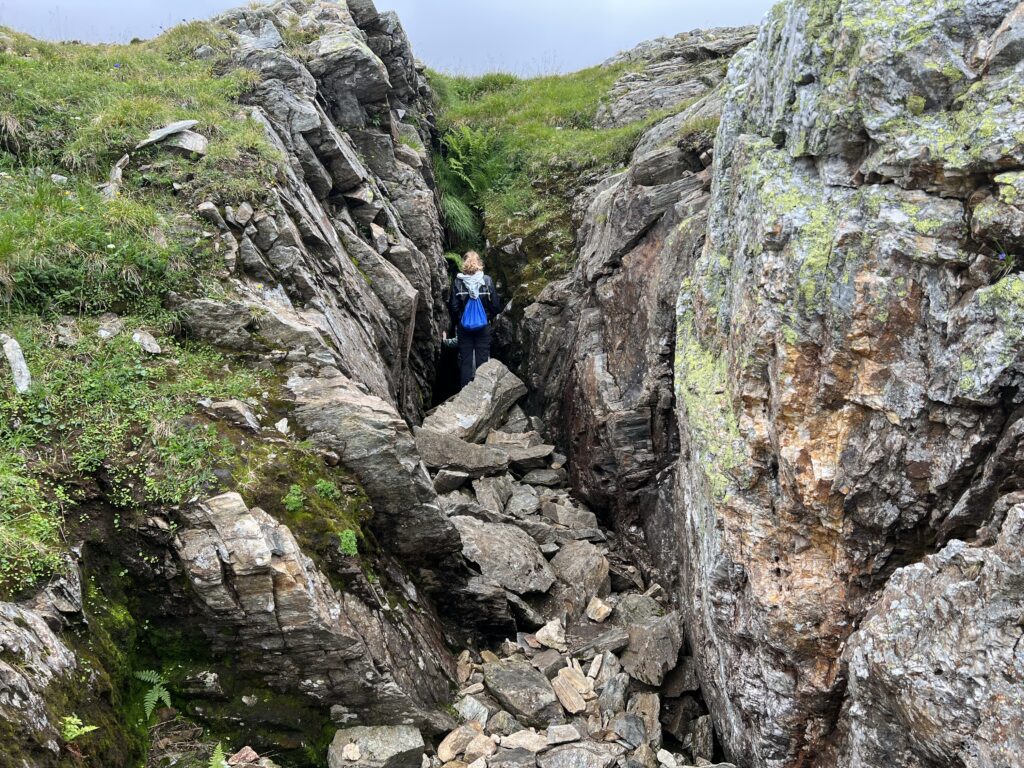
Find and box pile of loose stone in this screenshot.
[328,361,733,768]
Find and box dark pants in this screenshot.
[458,326,491,388]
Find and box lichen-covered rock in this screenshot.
[596,27,756,128]
[644,1,1024,765]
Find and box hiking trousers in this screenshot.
[458,325,491,388]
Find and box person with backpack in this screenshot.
[448,251,503,388]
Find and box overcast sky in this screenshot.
[0,0,773,74]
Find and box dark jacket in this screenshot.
[449,273,502,328]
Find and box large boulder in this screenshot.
[328,725,425,768]
[422,360,528,443]
[451,516,556,595]
[414,428,511,477]
[483,660,564,727]
[827,506,1024,767]
[620,614,684,686]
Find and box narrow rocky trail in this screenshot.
[326,360,724,768]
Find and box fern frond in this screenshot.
[156,684,171,709]
[143,686,161,718]
[134,669,165,685]
[209,742,227,768]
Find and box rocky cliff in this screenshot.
[523,1,1024,767]
[3,0,1024,767]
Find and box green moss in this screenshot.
[907,94,926,116]
[0,317,267,593]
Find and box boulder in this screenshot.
[452,516,556,595]
[611,594,662,625]
[422,360,527,443]
[537,743,621,768]
[0,334,31,393]
[483,660,563,727]
[131,329,162,354]
[201,399,261,432]
[438,724,484,763]
[473,475,515,515]
[290,372,459,565]
[549,541,610,615]
[501,729,549,753]
[328,726,424,768]
[490,748,539,768]
[620,614,683,686]
[415,428,511,477]
[521,469,567,487]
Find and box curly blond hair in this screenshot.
[463,251,484,274]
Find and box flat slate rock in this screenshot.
[483,659,563,727]
[422,360,527,443]
[415,428,510,477]
[328,726,424,768]
[452,516,556,595]
[537,743,622,768]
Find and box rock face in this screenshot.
[649,0,1024,765]
[174,493,455,729]
[183,0,447,423]
[596,27,756,128]
[0,603,77,761]
[522,2,1024,767]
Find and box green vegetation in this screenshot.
[134,669,171,719]
[0,319,266,595]
[338,529,359,557]
[209,743,228,768]
[430,65,638,244]
[60,714,99,742]
[0,22,279,316]
[283,483,308,513]
[429,64,687,293]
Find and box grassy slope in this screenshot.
[0,25,368,602]
[428,65,698,297]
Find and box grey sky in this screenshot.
[0,0,774,74]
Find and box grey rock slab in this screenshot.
[620,613,683,686]
[0,334,31,393]
[609,713,646,749]
[682,716,713,763]
[537,743,622,768]
[434,470,471,494]
[611,594,663,626]
[545,725,581,745]
[201,398,261,432]
[131,329,162,354]
[415,428,510,477]
[490,748,538,768]
[135,119,199,149]
[549,541,611,616]
[328,727,423,768]
[521,469,567,487]
[422,360,527,443]
[452,516,555,595]
[509,444,555,473]
[483,659,563,727]
[597,673,629,717]
[487,710,524,737]
[97,312,124,339]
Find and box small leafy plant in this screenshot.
[314,478,340,501]
[338,529,358,557]
[208,743,228,768]
[282,483,306,513]
[135,669,171,719]
[60,714,98,742]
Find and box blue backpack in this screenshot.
[460,294,488,330]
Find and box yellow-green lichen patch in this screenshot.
[674,308,746,501]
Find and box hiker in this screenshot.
[448,251,502,388]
